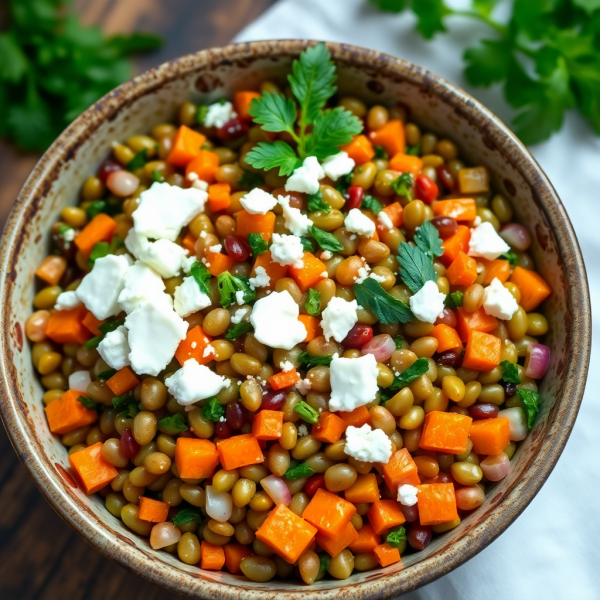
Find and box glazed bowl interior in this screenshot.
[0,41,590,599]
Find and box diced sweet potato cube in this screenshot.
[302,488,356,538]
[416,483,459,526]
[419,411,473,454]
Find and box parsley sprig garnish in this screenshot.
[353,278,413,325]
[397,221,443,293]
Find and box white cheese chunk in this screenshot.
[76,254,130,320]
[125,301,188,376]
[321,151,355,181]
[295,378,312,395]
[369,271,387,283]
[230,308,247,324]
[118,262,171,314]
[378,211,393,230]
[250,290,307,350]
[483,277,519,320]
[208,244,222,254]
[249,266,270,289]
[397,484,419,506]
[203,101,236,129]
[125,230,187,278]
[97,325,131,370]
[240,188,278,215]
[409,280,446,324]
[329,353,379,412]
[132,182,207,242]
[280,360,294,373]
[321,297,358,342]
[270,233,305,268]
[355,263,371,284]
[320,250,332,260]
[278,195,313,237]
[468,221,510,260]
[165,359,229,405]
[174,276,212,317]
[345,208,376,237]
[68,370,91,393]
[285,156,324,195]
[344,424,393,464]
[297,424,308,437]
[182,255,196,275]
[54,291,83,311]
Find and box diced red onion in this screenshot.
[205,485,233,522]
[499,223,531,251]
[150,522,181,549]
[69,370,91,393]
[361,334,395,362]
[524,343,550,379]
[260,475,292,506]
[498,407,528,441]
[480,452,511,481]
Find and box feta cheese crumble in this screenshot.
[181,255,196,275]
[320,250,332,260]
[344,208,376,237]
[76,254,130,320]
[165,359,229,405]
[397,484,419,507]
[235,290,245,305]
[468,221,510,260]
[483,277,519,320]
[269,233,305,268]
[249,266,270,289]
[240,188,278,215]
[230,309,246,325]
[297,424,308,437]
[278,195,313,237]
[355,264,371,284]
[344,424,393,464]
[203,101,236,129]
[321,297,358,342]
[295,378,312,395]
[125,230,188,278]
[280,360,294,373]
[54,291,83,311]
[118,262,171,314]
[321,151,355,181]
[250,290,307,350]
[98,325,131,370]
[329,353,379,412]
[68,370,91,393]
[208,244,222,254]
[132,182,207,242]
[174,276,212,317]
[284,156,324,195]
[409,280,446,324]
[378,211,393,230]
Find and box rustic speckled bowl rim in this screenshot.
[0,40,591,599]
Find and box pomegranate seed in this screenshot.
[215,421,232,439]
[260,389,287,411]
[436,164,456,191]
[226,402,245,430]
[343,324,373,349]
[415,175,439,204]
[469,403,499,419]
[431,216,458,239]
[399,503,419,523]
[407,524,432,550]
[217,117,249,142]
[97,159,122,182]
[224,235,250,261]
[435,307,457,328]
[346,185,363,209]
[120,428,140,459]
[436,350,463,368]
[305,474,326,497]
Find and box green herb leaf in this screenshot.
[414,221,444,258]
[465,38,512,87]
[319,554,331,572]
[248,92,297,134]
[361,195,383,215]
[190,261,212,296]
[151,169,165,183]
[158,413,189,434]
[202,397,225,422]
[391,172,414,201]
[247,233,268,257]
[294,401,320,424]
[196,105,209,125]
[500,360,521,384]
[502,250,519,266]
[305,289,321,317]
[354,278,413,325]
[77,395,100,411]
[374,145,387,159]
[86,201,106,221]
[368,0,408,12]
[245,141,301,176]
[305,107,363,160]
[217,272,256,308]
[172,507,204,527]
[412,0,453,39]
[310,226,344,252]
[397,242,437,294]
[88,241,111,266]
[285,462,316,480]
[307,190,330,214]
[517,389,542,429]
[238,170,264,189]
[97,369,117,380]
[224,322,252,341]
[300,237,315,253]
[394,334,404,349]
[298,351,333,370]
[112,393,138,419]
[406,144,421,156]
[98,320,124,335]
[84,336,103,349]
[388,357,430,393]
[127,148,148,171]
[386,526,407,548]
[335,172,353,195]
[444,291,464,310]
[57,224,74,237]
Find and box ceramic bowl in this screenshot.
[0,40,591,599]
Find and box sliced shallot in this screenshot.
[260,474,292,506]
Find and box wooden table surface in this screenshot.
[0,2,275,598]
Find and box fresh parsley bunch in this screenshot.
[369,0,600,144]
[245,43,363,174]
[0,0,162,151]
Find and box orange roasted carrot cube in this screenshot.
[288,252,327,292]
[463,330,501,371]
[46,304,90,345]
[268,368,300,391]
[316,522,359,557]
[342,134,375,164]
[82,311,104,336]
[208,183,232,212]
[204,250,235,276]
[182,231,196,255]
[302,488,356,538]
[374,543,402,567]
[45,390,98,435]
[74,213,117,257]
[446,251,477,287]
[348,524,381,553]
[298,314,321,342]
[441,225,471,266]
[419,411,473,454]
[469,417,511,455]
[432,198,477,221]
[458,166,489,194]
[379,202,403,230]
[456,307,498,342]
[106,366,139,396]
[369,120,406,157]
[167,125,206,167]
[235,91,261,120]
[201,541,226,570]
[175,438,220,479]
[389,153,422,177]
[139,497,169,523]
[338,405,371,428]
[216,434,263,470]
[416,483,458,526]
[69,441,118,495]
[223,543,254,574]
[175,326,213,366]
[252,410,283,440]
[430,324,463,353]
[345,473,380,504]
[480,258,511,284]
[185,149,219,183]
[256,504,317,563]
[383,448,420,493]
[509,266,551,312]
[367,500,406,535]
[236,210,276,241]
[36,255,67,285]
[312,412,347,444]
[251,250,288,288]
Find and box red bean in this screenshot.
[120,428,140,459]
[399,503,419,523]
[435,307,457,328]
[107,170,140,197]
[431,472,453,484]
[415,175,439,204]
[215,421,233,439]
[436,350,463,368]
[436,164,456,191]
[346,185,364,209]
[260,390,287,411]
[233,338,246,353]
[408,524,432,550]
[224,235,250,261]
[217,117,249,142]
[226,401,245,430]
[469,403,499,419]
[502,381,517,398]
[343,324,373,349]
[431,216,458,239]
[97,159,122,182]
[305,474,326,497]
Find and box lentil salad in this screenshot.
[26,43,552,583]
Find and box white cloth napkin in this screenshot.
[235,1,600,598]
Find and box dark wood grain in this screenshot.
[0,2,275,598]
